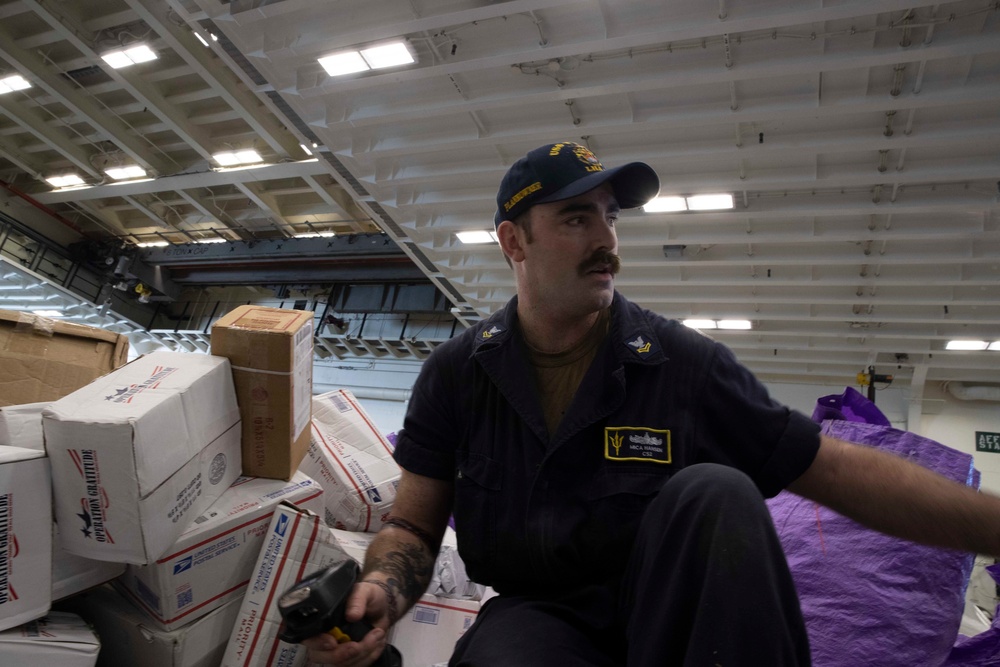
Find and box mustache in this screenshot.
[579,250,621,276]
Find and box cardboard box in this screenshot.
[0,446,51,632]
[0,310,128,408]
[222,502,350,667]
[300,389,399,532]
[56,584,241,667]
[0,402,47,449]
[211,305,314,481]
[43,351,242,564]
[0,611,100,667]
[52,523,125,601]
[117,472,325,630]
[388,594,481,667]
[0,407,129,599]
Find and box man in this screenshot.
[305,143,1000,666]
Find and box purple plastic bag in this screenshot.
[812,386,891,426]
[942,565,1000,666]
[768,420,978,667]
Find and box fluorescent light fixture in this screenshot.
[300,143,313,155]
[718,319,752,330]
[212,150,262,166]
[32,310,64,317]
[136,240,169,247]
[644,196,687,213]
[45,174,86,188]
[105,165,147,180]
[989,341,1000,351]
[945,340,989,351]
[319,40,415,77]
[0,74,31,94]
[359,42,415,69]
[457,230,497,245]
[318,51,370,76]
[102,44,158,69]
[194,32,209,47]
[687,193,734,210]
[294,232,336,238]
[195,238,227,244]
[683,319,717,330]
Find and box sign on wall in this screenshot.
[975,432,1000,453]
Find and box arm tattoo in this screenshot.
[364,542,435,621]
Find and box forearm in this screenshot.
[789,435,1000,557]
[360,523,438,625]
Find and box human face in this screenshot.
[514,183,620,320]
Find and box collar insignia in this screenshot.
[482,325,504,339]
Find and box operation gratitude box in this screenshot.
[0,611,100,667]
[0,446,51,632]
[211,305,314,481]
[43,351,242,565]
[117,472,324,630]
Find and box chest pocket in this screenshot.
[453,453,503,582]
[586,468,670,513]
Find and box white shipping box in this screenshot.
[56,584,241,667]
[300,389,400,532]
[0,402,47,449]
[222,503,350,667]
[118,472,325,630]
[43,351,242,564]
[0,446,51,632]
[52,523,125,601]
[0,611,100,667]
[388,594,481,667]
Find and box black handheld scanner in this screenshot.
[276,559,402,667]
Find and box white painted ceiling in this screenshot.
[1,0,998,389]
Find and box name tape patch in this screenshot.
[604,427,671,464]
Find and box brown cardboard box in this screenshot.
[0,310,128,407]
[210,305,313,480]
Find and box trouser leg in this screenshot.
[449,590,621,667]
[621,463,811,667]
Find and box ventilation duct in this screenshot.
[943,382,1000,402]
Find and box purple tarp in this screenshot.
[768,420,978,667]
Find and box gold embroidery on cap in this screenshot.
[504,181,542,212]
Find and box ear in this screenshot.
[496,220,527,263]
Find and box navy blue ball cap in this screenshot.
[494,142,660,228]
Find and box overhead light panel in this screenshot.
[989,341,1000,351]
[318,40,415,77]
[457,231,498,245]
[136,240,169,247]
[644,194,734,213]
[212,149,263,166]
[193,31,217,47]
[101,44,158,69]
[318,51,370,76]
[683,318,752,330]
[945,340,989,351]
[644,197,687,213]
[45,173,86,188]
[32,310,64,317]
[105,165,147,181]
[195,238,227,244]
[293,232,336,238]
[360,42,415,69]
[686,194,734,210]
[0,74,31,94]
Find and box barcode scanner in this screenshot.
[277,559,403,667]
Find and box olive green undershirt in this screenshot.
[522,308,611,437]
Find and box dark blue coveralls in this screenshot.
[394,292,821,666]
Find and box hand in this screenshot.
[302,581,395,667]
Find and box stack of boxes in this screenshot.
[0,305,489,667]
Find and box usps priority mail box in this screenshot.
[388,594,481,667]
[43,351,242,565]
[56,583,241,667]
[299,389,400,532]
[0,611,100,667]
[0,446,51,632]
[222,502,350,667]
[117,472,324,630]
